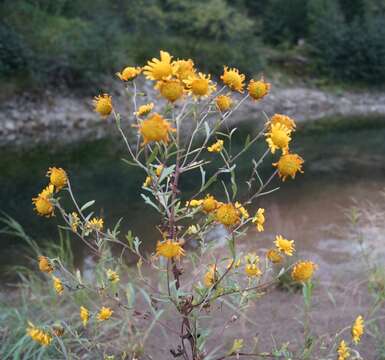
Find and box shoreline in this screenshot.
[1,82,385,148]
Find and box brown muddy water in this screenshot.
[0,116,385,281]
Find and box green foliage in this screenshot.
[263,0,309,45]
[308,0,385,83]
[0,0,263,89]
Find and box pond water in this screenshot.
[1,116,385,279]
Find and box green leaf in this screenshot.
[80,200,95,211]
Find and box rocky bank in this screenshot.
[1,82,385,147]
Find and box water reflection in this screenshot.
[1,117,384,276]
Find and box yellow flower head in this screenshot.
[93,94,113,118]
[266,123,291,154]
[39,184,54,198]
[273,153,304,181]
[247,79,271,101]
[235,202,249,219]
[155,164,164,177]
[187,224,199,235]
[52,276,64,295]
[139,113,176,145]
[184,72,216,98]
[186,199,204,207]
[274,235,295,256]
[270,114,296,132]
[80,306,89,327]
[173,59,195,81]
[70,212,80,232]
[245,263,262,277]
[97,306,113,321]
[134,103,154,117]
[207,139,224,153]
[216,203,240,227]
[106,269,120,284]
[38,256,53,273]
[215,94,232,112]
[266,249,283,264]
[46,167,67,191]
[32,194,54,217]
[143,50,174,81]
[116,66,141,81]
[227,258,241,269]
[27,322,52,346]
[291,261,317,282]
[143,176,152,187]
[221,66,245,92]
[87,217,104,231]
[252,208,265,232]
[352,315,364,344]
[337,340,350,360]
[156,79,184,102]
[202,194,219,213]
[203,264,218,287]
[156,239,185,259]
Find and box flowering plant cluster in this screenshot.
[28,51,365,359]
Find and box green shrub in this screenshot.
[308,0,385,84]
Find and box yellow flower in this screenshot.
[266,249,283,264]
[274,235,295,256]
[186,199,204,207]
[156,239,185,259]
[106,269,120,284]
[273,153,304,181]
[184,72,216,98]
[337,340,350,360]
[116,66,141,81]
[52,276,64,295]
[173,59,195,81]
[221,66,245,92]
[134,103,154,117]
[235,202,249,219]
[229,338,244,355]
[155,164,164,177]
[93,94,113,118]
[244,253,261,277]
[70,212,80,232]
[352,315,364,344]
[252,208,265,232]
[139,113,176,145]
[38,256,53,273]
[203,264,218,287]
[269,114,296,132]
[39,184,54,198]
[215,95,232,112]
[245,263,262,277]
[46,167,67,191]
[202,194,219,213]
[266,123,291,154]
[207,139,224,153]
[27,322,52,346]
[80,306,89,327]
[156,79,184,102]
[87,217,104,231]
[216,203,240,227]
[187,224,199,235]
[143,50,174,81]
[291,261,317,282]
[143,176,152,187]
[97,306,113,321]
[32,193,54,217]
[247,79,270,101]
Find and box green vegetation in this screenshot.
[1,0,385,91]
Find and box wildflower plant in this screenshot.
[24,50,366,359]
